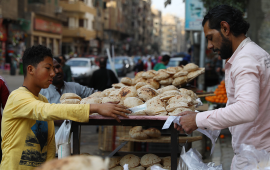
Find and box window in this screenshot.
[79,19,84,27]
[49,38,53,55]
[55,0,58,5]
[33,36,39,46]
[41,37,46,46]
[84,19,88,29]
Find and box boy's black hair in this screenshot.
[162,55,170,62]
[202,5,250,37]
[22,45,53,77]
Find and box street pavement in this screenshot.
[0,69,234,170]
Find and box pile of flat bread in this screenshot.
[60,93,82,104]
[60,85,198,116]
[129,126,161,140]
[117,63,204,89]
[109,154,173,170]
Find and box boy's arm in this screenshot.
[46,120,56,161]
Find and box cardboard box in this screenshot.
[196,103,209,111]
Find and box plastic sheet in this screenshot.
[55,120,72,152]
[234,144,270,170]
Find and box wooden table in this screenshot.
[71,115,201,170]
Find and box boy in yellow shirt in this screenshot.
[1,45,130,170]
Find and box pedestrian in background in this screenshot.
[153,55,170,71]
[134,59,144,75]
[89,57,119,91]
[59,55,72,82]
[183,48,192,63]
[144,57,154,71]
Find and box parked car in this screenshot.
[66,57,99,86]
[107,57,129,77]
[166,57,183,68]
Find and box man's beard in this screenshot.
[213,32,232,60]
[52,74,63,85]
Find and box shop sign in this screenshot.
[34,18,62,34]
[185,0,204,31]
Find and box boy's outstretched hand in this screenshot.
[90,103,131,122]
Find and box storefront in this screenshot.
[0,19,7,69]
[30,13,62,56]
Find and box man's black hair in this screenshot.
[99,57,108,68]
[202,5,250,37]
[162,55,170,62]
[60,55,67,61]
[54,57,62,64]
[22,45,53,77]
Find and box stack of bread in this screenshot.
[60,93,82,104]
[60,85,198,116]
[109,154,173,170]
[129,126,161,140]
[117,63,205,89]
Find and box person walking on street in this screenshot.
[89,57,119,91]
[144,57,154,71]
[183,48,192,63]
[134,59,144,75]
[153,55,170,71]
[174,5,270,169]
[59,55,72,82]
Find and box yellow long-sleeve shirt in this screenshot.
[1,87,90,170]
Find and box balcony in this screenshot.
[63,27,96,41]
[60,1,96,15]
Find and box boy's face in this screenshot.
[33,56,55,89]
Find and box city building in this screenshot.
[18,0,66,56]
[60,0,97,57]
[151,7,162,55]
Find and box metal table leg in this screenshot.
[72,122,80,155]
[170,124,179,170]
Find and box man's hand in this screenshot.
[90,103,131,122]
[174,111,198,134]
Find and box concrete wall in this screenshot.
[1,0,18,20]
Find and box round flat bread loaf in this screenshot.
[121,77,133,86]
[155,111,168,116]
[110,166,123,170]
[146,164,163,170]
[140,154,161,167]
[167,95,193,105]
[135,71,144,79]
[139,85,155,90]
[143,128,161,138]
[120,154,140,168]
[124,97,144,108]
[137,87,158,101]
[35,155,109,170]
[179,88,197,100]
[135,82,147,90]
[135,77,147,84]
[172,76,187,87]
[102,88,115,97]
[183,63,199,72]
[146,96,166,109]
[89,91,106,98]
[130,131,148,140]
[102,97,121,104]
[161,157,171,168]
[109,157,122,169]
[130,166,145,170]
[168,107,193,116]
[60,93,81,103]
[173,70,189,78]
[187,71,200,81]
[154,70,170,81]
[80,97,102,104]
[166,67,177,74]
[118,86,137,100]
[129,126,143,134]
[157,85,179,94]
[159,90,181,100]
[61,99,81,104]
[144,109,156,116]
[109,89,121,97]
[166,102,189,112]
[146,79,160,89]
[159,78,173,85]
[112,83,126,89]
[189,105,196,111]
[176,66,184,72]
[142,71,156,79]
